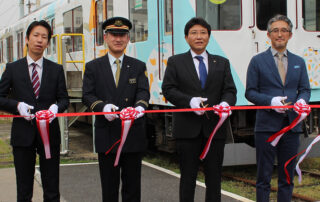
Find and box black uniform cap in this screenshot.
[102,17,132,34]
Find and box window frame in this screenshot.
[195,0,243,31]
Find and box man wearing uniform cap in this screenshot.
[82,16,150,202]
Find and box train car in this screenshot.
[0,0,319,165]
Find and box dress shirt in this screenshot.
[27,55,43,83]
[271,47,288,73]
[108,53,124,82]
[190,50,209,79]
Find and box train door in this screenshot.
[295,0,320,101]
[158,0,173,81]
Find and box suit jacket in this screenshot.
[245,48,311,133]
[0,57,69,147]
[82,54,150,153]
[162,51,237,139]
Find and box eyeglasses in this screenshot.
[269,28,291,34]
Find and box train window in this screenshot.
[52,19,56,54]
[196,0,241,30]
[107,0,113,18]
[96,0,104,46]
[303,0,320,31]
[6,36,13,63]
[63,6,83,52]
[129,0,148,42]
[17,31,24,59]
[0,41,3,63]
[256,0,287,30]
[165,0,172,34]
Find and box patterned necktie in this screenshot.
[31,63,40,99]
[195,56,207,89]
[115,59,121,87]
[277,53,286,85]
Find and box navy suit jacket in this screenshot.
[0,57,69,147]
[162,51,237,139]
[245,48,310,133]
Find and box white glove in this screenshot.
[48,104,58,123]
[296,99,306,105]
[135,106,145,119]
[271,96,287,114]
[103,104,119,121]
[189,97,208,115]
[17,102,34,121]
[219,101,231,115]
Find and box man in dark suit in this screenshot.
[245,15,310,202]
[162,17,237,202]
[0,20,69,202]
[82,17,150,202]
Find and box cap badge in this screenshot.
[115,20,123,27]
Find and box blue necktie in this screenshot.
[195,56,207,89]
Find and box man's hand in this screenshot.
[190,97,208,115]
[296,98,306,105]
[48,104,58,123]
[103,104,119,121]
[135,106,145,119]
[17,102,34,121]
[271,96,288,114]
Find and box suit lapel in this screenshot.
[264,48,283,85]
[285,51,294,86]
[206,53,217,88]
[21,57,37,99]
[184,51,202,88]
[100,54,117,95]
[115,55,130,98]
[38,58,49,99]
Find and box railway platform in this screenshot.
[0,162,253,202]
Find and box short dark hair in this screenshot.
[184,17,211,37]
[267,14,293,33]
[26,20,52,43]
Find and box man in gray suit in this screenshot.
[245,15,310,202]
[162,17,237,202]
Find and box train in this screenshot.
[0,0,319,165]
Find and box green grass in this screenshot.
[0,138,13,168]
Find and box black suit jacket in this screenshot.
[0,57,69,147]
[82,54,150,153]
[162,51,237,139]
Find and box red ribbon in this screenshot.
[35,110,55,159]
[105,107,138,166]
[267,103,311,146]
[199,105,231,160]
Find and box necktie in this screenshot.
[31,63,40,99]
[277,53,286,85]
[195,56,207,89]
[115,59,121,87]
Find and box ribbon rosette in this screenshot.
[200,105,231,160]
[35,110,55,159]
[105,107,138,166]
[267,102,311,147]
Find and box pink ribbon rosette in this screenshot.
[35,110,55,159]
[199,105,231,160]
[105,107,138,166]
[267,102,311,147]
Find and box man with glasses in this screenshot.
[245,15,310,202]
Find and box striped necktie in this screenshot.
[31,63,40,99]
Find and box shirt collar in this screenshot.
[271,47,287,57]
[190,49,208,61]
[27,55,43,68]
[108,53,124,66]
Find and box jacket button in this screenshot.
[125,98,128,102]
